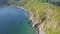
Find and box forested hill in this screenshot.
[0,0,60,34]
[0,0,60,6]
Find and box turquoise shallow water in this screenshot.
[0,6,37,34]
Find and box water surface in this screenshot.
[0,6,37,34]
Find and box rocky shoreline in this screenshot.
[10,5,45,34]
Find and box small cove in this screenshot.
[0,6,37,34]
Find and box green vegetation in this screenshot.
[7,0,60,34]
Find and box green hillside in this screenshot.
[7,0,60,34]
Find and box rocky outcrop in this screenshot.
[28,9,46,28]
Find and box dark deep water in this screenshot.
[0,6,37,34]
